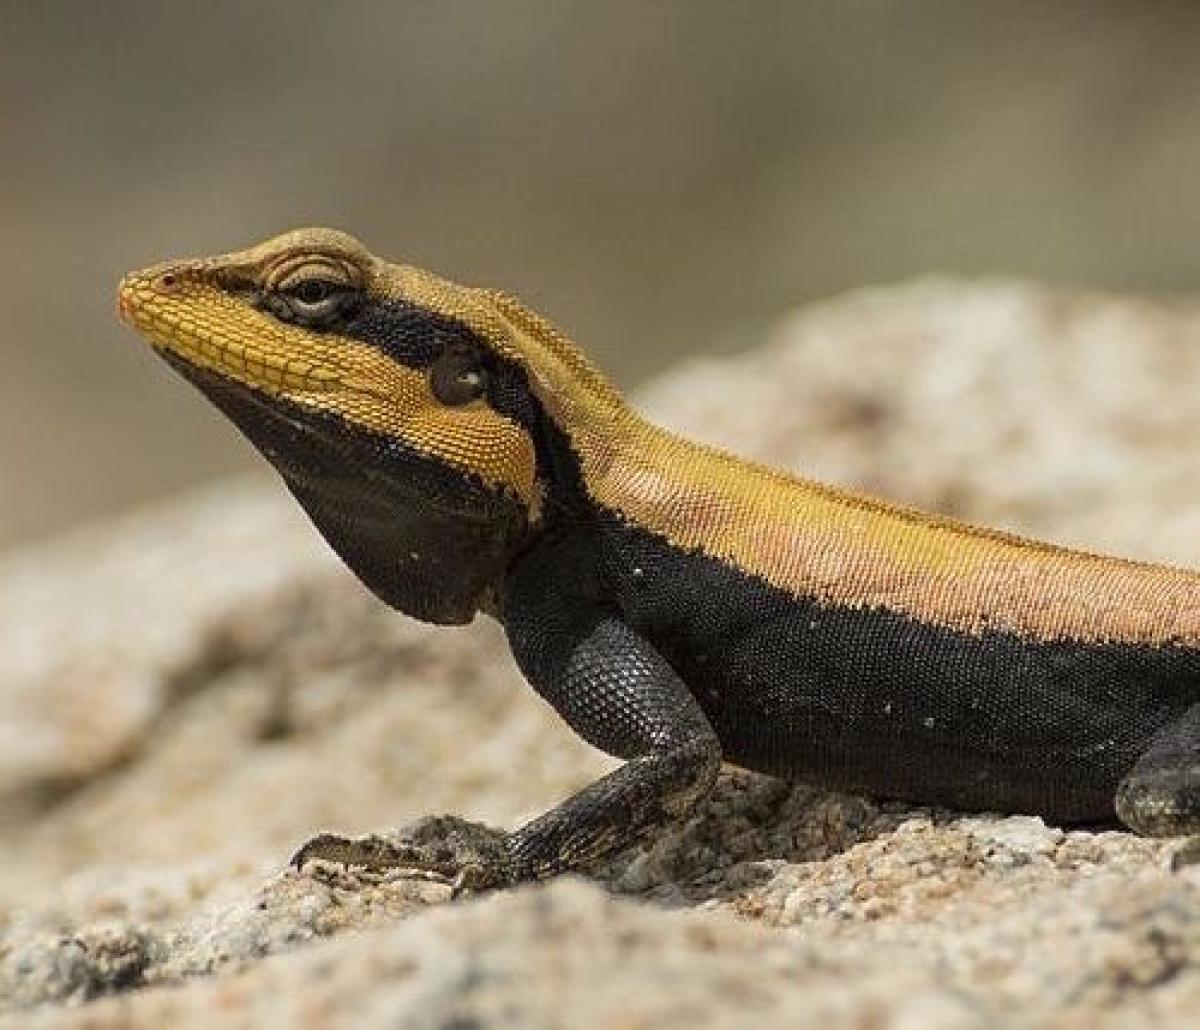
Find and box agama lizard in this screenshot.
[118,229,1200,888]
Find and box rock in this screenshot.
[7,881,998,1030]
[959,816,1063,866]
[3,279,1200,1027]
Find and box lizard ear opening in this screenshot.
[431,344,489,406]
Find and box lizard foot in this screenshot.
[290,815,515,894]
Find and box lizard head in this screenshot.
[118,227,624,624]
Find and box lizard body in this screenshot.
[118,229,1200,886]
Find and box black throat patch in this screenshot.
[164,354,529,625]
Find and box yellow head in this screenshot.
[117,228,623,623]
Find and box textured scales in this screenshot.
[118,228,1200,888]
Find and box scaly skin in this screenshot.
[118,228,1200,888]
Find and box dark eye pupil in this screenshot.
[295,280,331,305]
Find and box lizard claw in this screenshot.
[290,815,516,893]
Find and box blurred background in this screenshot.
[3,1,1200,552]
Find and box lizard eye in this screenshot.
[276,277,351,324]
[264,257,359,327]
[431,345,488,406]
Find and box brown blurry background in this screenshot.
[3,2,1200,552]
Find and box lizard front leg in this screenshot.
[292,537,722,890]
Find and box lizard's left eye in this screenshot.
[276,278,351,324]
[264,257,359,327]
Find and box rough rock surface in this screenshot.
[4,279,1200,1027]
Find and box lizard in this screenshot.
[117,227,1200,889]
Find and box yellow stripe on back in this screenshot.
[573,418,1200,644]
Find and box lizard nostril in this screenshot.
[159,273,177,288]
